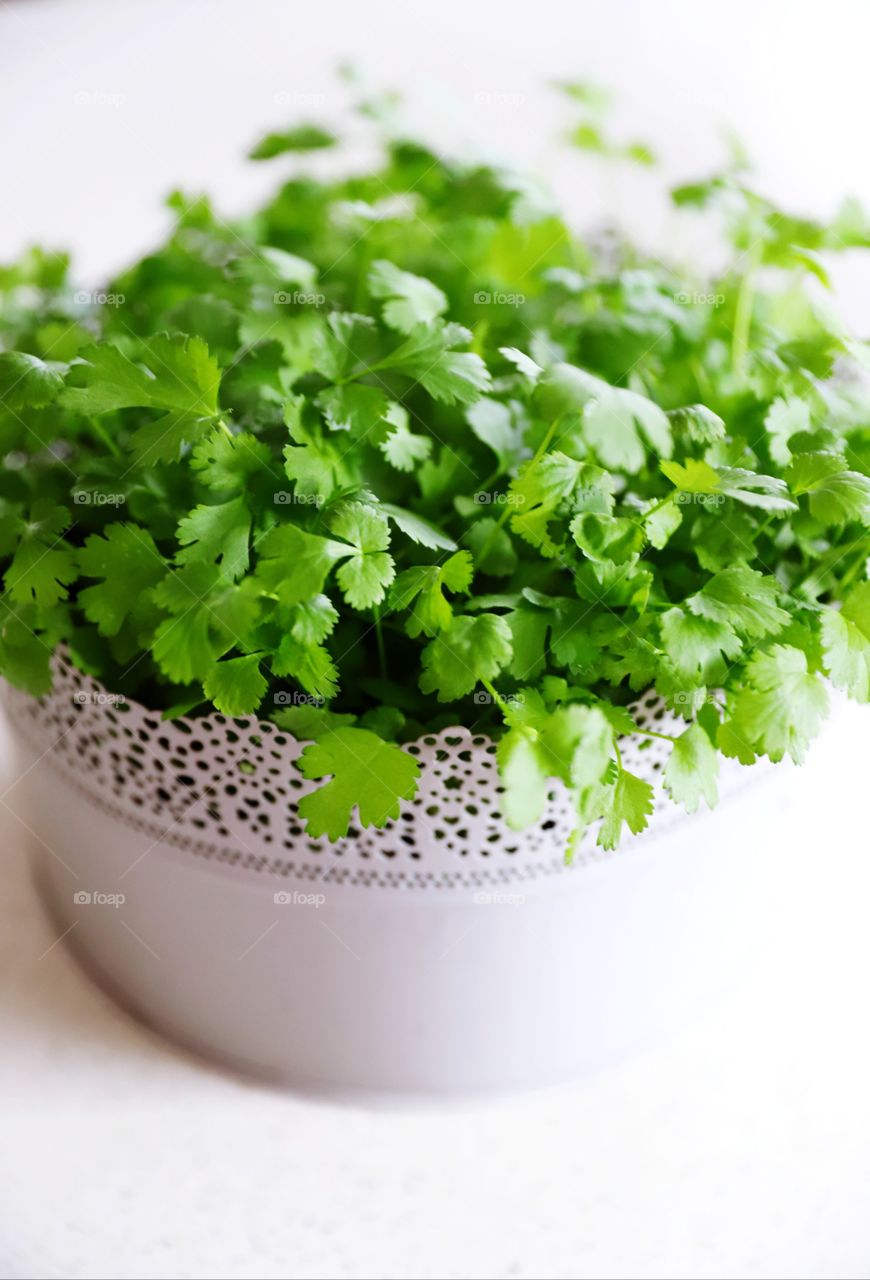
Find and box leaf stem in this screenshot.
[373,604,387,679]
[474,414,563,565]
[732,245,762,376]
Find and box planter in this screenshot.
[2,654,778,1097]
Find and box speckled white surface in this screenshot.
[2,3,870,1274]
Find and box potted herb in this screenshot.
[1,107,868,1094]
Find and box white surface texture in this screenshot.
[2,1,870,1276]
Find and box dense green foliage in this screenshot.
[1,105,868,851]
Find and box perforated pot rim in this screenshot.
[1,649,735,892]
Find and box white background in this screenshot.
[1,2,870,1277]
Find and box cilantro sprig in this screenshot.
[1,93,868,852]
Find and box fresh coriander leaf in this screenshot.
[726,645,829,763]
[202,653,267,716]
[687,566,790,639]
[598,768,654,850]
[419,613,512,701]
[0,351,64,409]
[248,124,337,159]
[821,582,870,701]
[77,524,166,635]
[297,728,420,840]
[368,259,447,333]
[663,721,720,812]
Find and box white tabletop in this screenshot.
[2,3,870,1276]
[1,701,869,1280]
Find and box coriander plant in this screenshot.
[0,99,868,853]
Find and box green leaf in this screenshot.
[667,404,726,444]
[661,458,722,494]
[202,653,268,716]
[329,501,395,609]
[583,386,672,470]
[687,566,789,640]
[248,124,337,159]
[0,351,64,409]
[379,419,432,471]
[419,613,512,701]
[151,564,259,684]
[77,524,166,635]
[1,501,75,608]
[663,721,720,813]
[380,322,491,405]
[786,452,870,525]
[368,259,447,333]
[380,503,457,551]
[660,607,741,683]
[821,582,870,701]
[765,396,811,465]
[316,383,390,434]
[191,429,273,491]
[598,769,654,850]
[388,550,473,636]
[298,728,420,840]
[63,334,220,417]
[271,636,338,700]
[176,496,252,581]
[726,645,829,763]
[256,524,346,607]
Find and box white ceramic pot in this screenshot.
[3,655,780,1098]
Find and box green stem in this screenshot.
[631,728,677,744]
[373,604,387,679]
[732,245,762,376]
[88,417,121,459]
[474,414,564,565]
[480,677,514,716]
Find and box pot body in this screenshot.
[4,660,779,1098]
